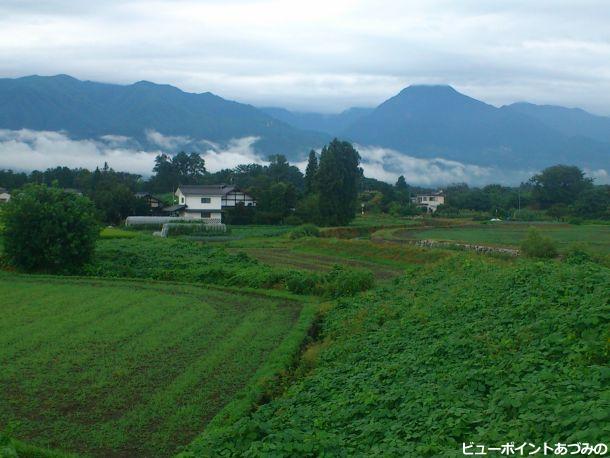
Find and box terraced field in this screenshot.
[376,222,610,254]
[0,273,308,457]
[227,238,450,281]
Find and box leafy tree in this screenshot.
[172,152,207,181]
[257,182,299,223]
[315,139,361,226]
[295,193,321,224]
[150,152,206,192]
[91,184,140,224]
[267,155,304,190]
[224,201,256,225]
[2,184,99,272]
[530,165,593,209]
[304,150,319,194]
[572,186,610,219]
[395,175,408,192]
[0,170,28,190]
[151,154,177,191]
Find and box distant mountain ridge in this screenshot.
[342,85,610,168]
[266,85,610,169]
[0,75,609,171]
[0,74,329,158]
[259,106,373,136]
[501,102,610,144]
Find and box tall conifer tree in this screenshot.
[316,139,361,226]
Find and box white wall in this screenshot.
[179,210,223,220]
[185,195,222,210]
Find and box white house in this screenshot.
[0,187,10,204]
[412,191,445,212]
[173,184,256,221]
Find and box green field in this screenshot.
[386,222,610,254]
[188,255,610,456]
[2,216,609,457]
[0,273,308,457]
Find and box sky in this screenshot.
[1,0,610,114]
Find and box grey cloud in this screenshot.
[356,145,531,187]
[145,130,192,150]
[0,1,609,113]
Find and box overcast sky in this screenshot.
[1,0,610,114]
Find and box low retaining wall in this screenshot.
[414,239,520,256]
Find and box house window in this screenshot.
[201,197,211,203]
[180,196,185,204]
[202,211,211,218]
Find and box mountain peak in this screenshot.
[397,84,459,97]
[402,84,457,91]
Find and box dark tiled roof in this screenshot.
[184,208,222,212]
[136,192,162,200]
[177,184,236,196]
[162,204,186,212]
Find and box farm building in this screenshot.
[172,185,256,221]
[0,187,10,203]
[412,191,445,212]
[135,192,164,213]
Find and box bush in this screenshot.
[285,271,320,295]
[2,184,99,272]
[288,224,320,239]
[567,216,583,225]
[321,265,374,298]
[285,266,374,297]
[563,243,593,264]
[520,228,558,259]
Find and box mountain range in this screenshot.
[0,74,329,157]
[1,74,609,170]
[265,86,610,169]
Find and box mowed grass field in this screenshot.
[387,222,610,254]
[0,273,306,457]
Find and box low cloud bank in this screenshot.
[0,129,606,186]
[0,129,267,177]
[355,144,542,186]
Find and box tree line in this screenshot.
[1,146,608,225]
[0,140,365,226]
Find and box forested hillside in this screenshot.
[0,75,329,158]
